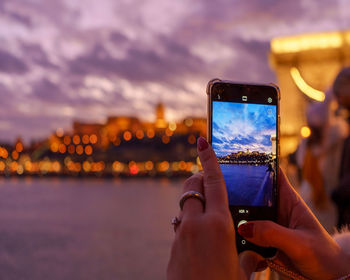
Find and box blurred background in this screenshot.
[1,0,350,279]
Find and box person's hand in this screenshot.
[237,169,350,279]
[167,137,249,280]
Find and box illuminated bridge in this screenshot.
[269,30,350,156]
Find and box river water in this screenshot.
[0,177,184,280]
[220,164,273,206]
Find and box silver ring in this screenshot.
[171,216,181,232]
[179,191,206,210]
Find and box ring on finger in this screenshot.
[179,191,206,211]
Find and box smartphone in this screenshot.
[207,79,280,258]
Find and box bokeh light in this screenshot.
[76,145,84,155]
[64,136,71,145]
[73,135,81,145]
[90,134,98,144]
[123,131,132,141]
[301,126,311,138]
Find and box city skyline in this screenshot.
[0,103,206,177]
[0,103,206,146]
[212,101,276,157]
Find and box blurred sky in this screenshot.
[212,102,276,156]
[1,0,350,143]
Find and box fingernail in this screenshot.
[197,137,209,151]
[238,223,254,238]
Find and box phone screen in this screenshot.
[212,101,277,207]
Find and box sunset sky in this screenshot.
[0,0,350,143]
[212,101,276,156]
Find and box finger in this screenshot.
[237,220,305,260]
[197,137,228,212]
[180,173,205,217]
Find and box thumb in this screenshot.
[237,221,304,258]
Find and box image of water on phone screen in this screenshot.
[212,101,277,207]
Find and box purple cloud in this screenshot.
[0,49,28,73]
[0,0,349,143]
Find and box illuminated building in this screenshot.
[72,103,206,147]
[269,29,350,156]
[155,103,167,129]
[73,122,103,147]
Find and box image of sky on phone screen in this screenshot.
[212,101,277,207]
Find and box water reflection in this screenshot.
[0,178,184,280]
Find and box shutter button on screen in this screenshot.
[238,220,247,228]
